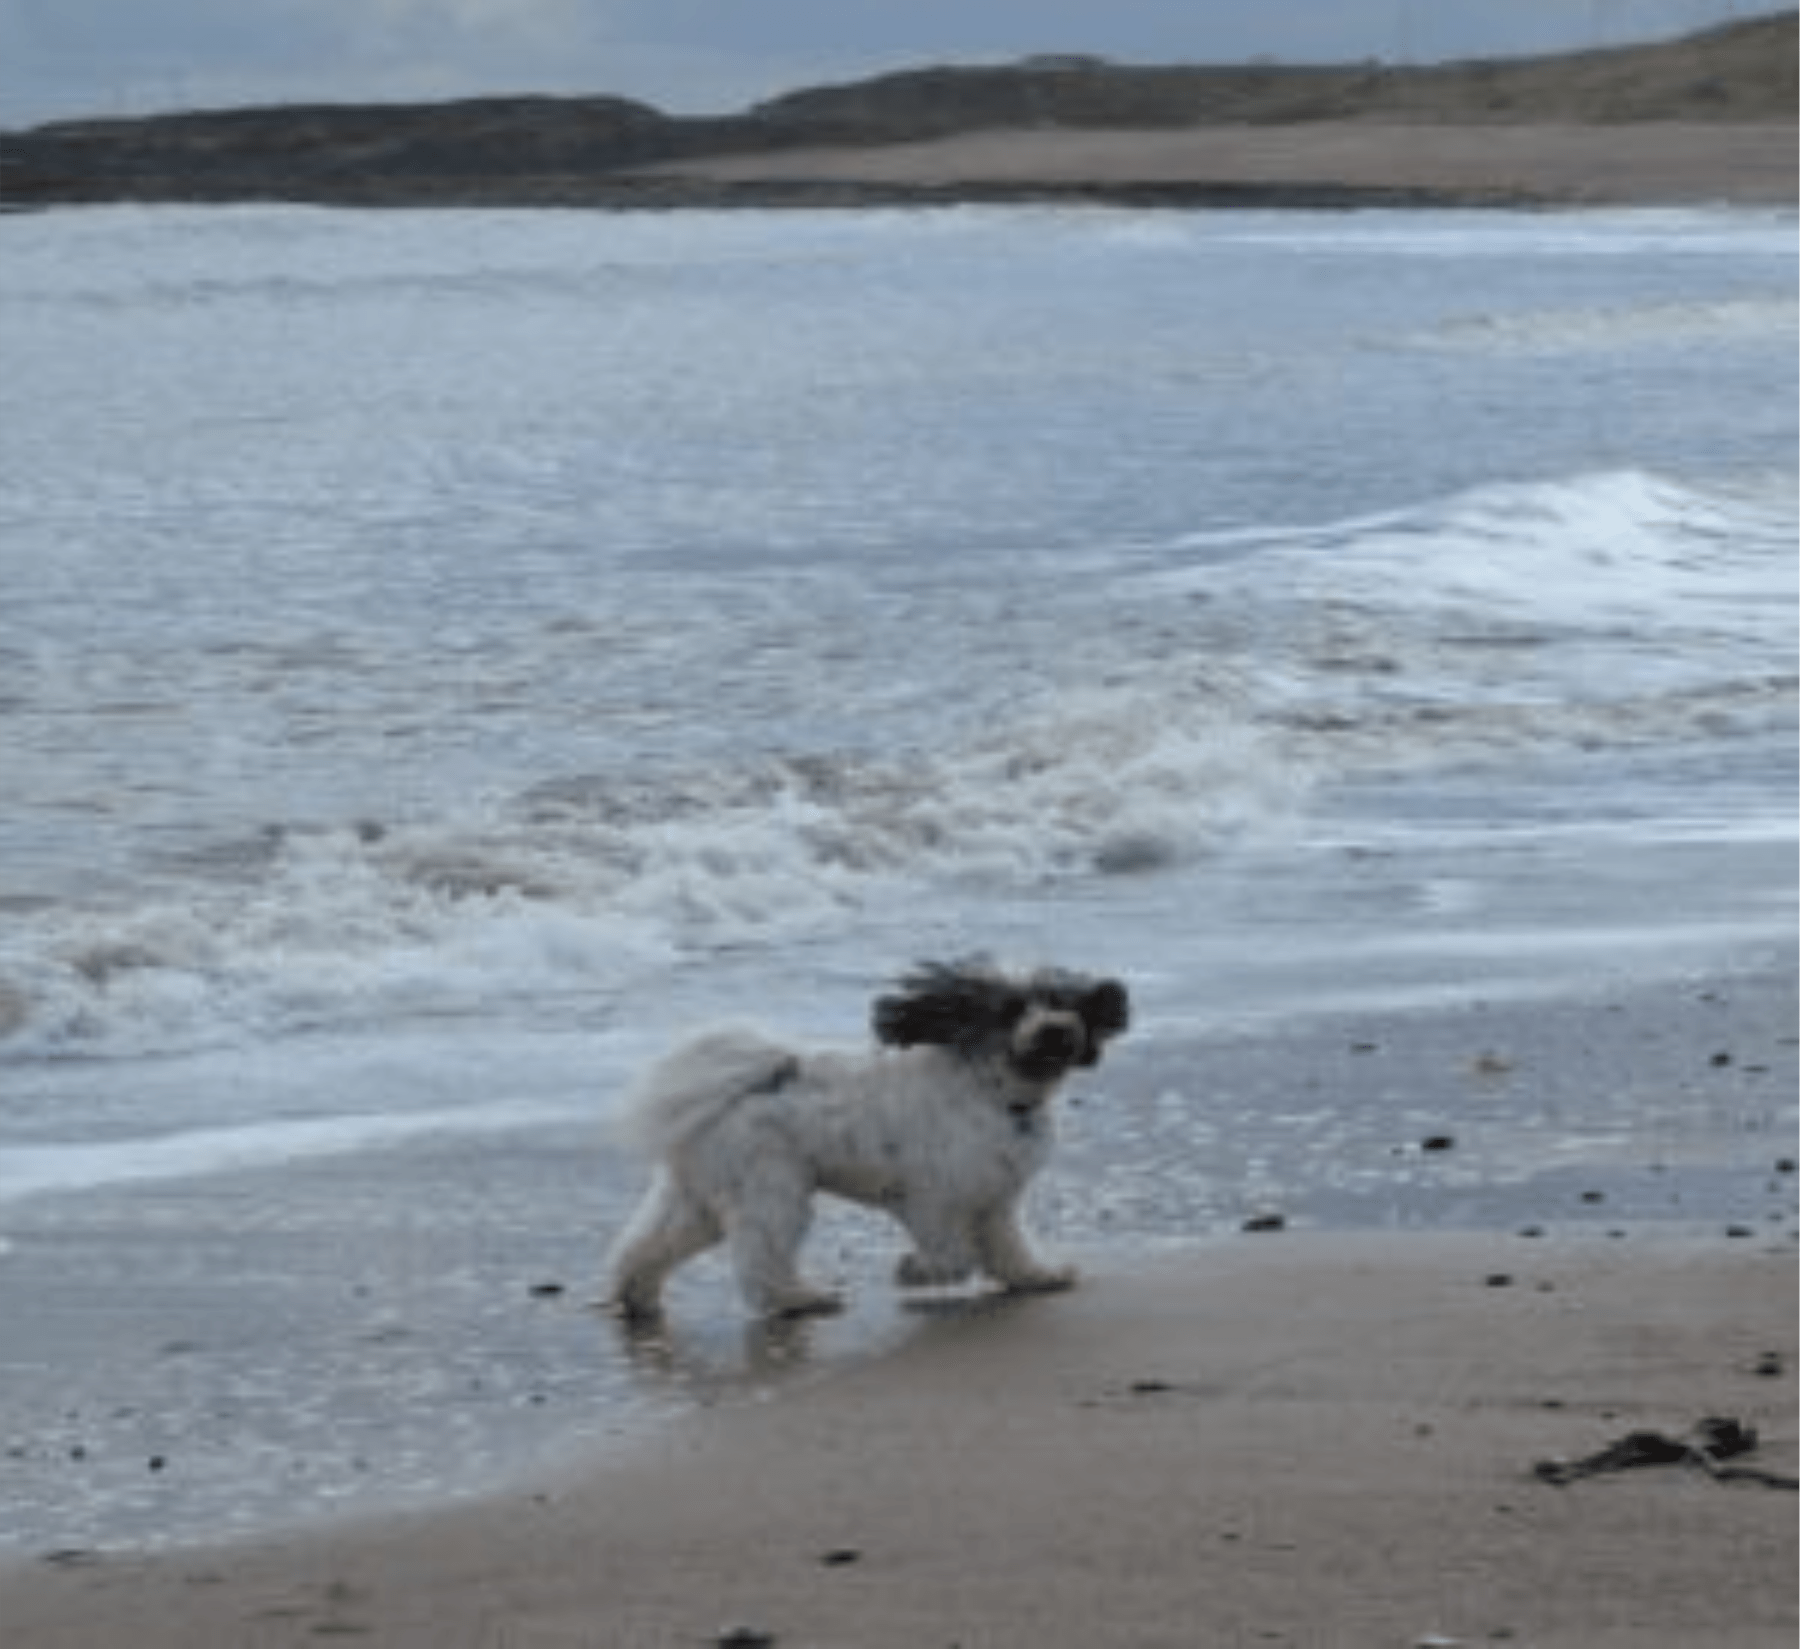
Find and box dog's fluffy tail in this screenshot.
[612,1025,802,1159]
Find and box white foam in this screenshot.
[1212,207,1800,260]
[1424,294,1799,355]
[0,673,1309,1060]
[0,1099,571,1206]
[1155,468,1797,649]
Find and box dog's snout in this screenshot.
[1033,1021,1082,1056]
[1018,1016,1085,1068]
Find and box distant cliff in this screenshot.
[1,12,1792,209]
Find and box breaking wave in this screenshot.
[0,679,1300,1059]
[2,466,1790,1063]
[1155,468,1798,769]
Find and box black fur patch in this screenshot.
[870,956,1129,1066]
[741,1054,802,1097]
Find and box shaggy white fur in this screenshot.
[604,960,1129,1321]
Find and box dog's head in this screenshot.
[871,957,1130,1084]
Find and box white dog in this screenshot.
[604,958,1130,1321]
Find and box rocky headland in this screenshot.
[0,12,1793,209]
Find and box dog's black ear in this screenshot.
[1075,977,1130,1065]
[872,957,1019,1050]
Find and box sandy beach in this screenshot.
[3,1233,1794,1648]
[631,121,1799,206]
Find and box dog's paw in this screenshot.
[764,1285,845,1319]
[598,1290,665,1325]
[895,1252,973,1289]
[999,1264,1078,1295]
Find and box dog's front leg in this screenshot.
[892,1199,977,1289]
[973,1201,1076,1294]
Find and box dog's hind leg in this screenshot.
[722,1159,843,1319]
[605,1171,722,1322]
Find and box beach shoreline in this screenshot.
[2,957,1795,1645]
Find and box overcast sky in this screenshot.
[0,1,1772,129]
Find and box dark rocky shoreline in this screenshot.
[0,173,1519,213]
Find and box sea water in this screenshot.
[0,204,1794,1542]
[2,203,1793,1144]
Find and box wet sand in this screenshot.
[1,963,1795,1645]
[4,1234,1795,1648]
